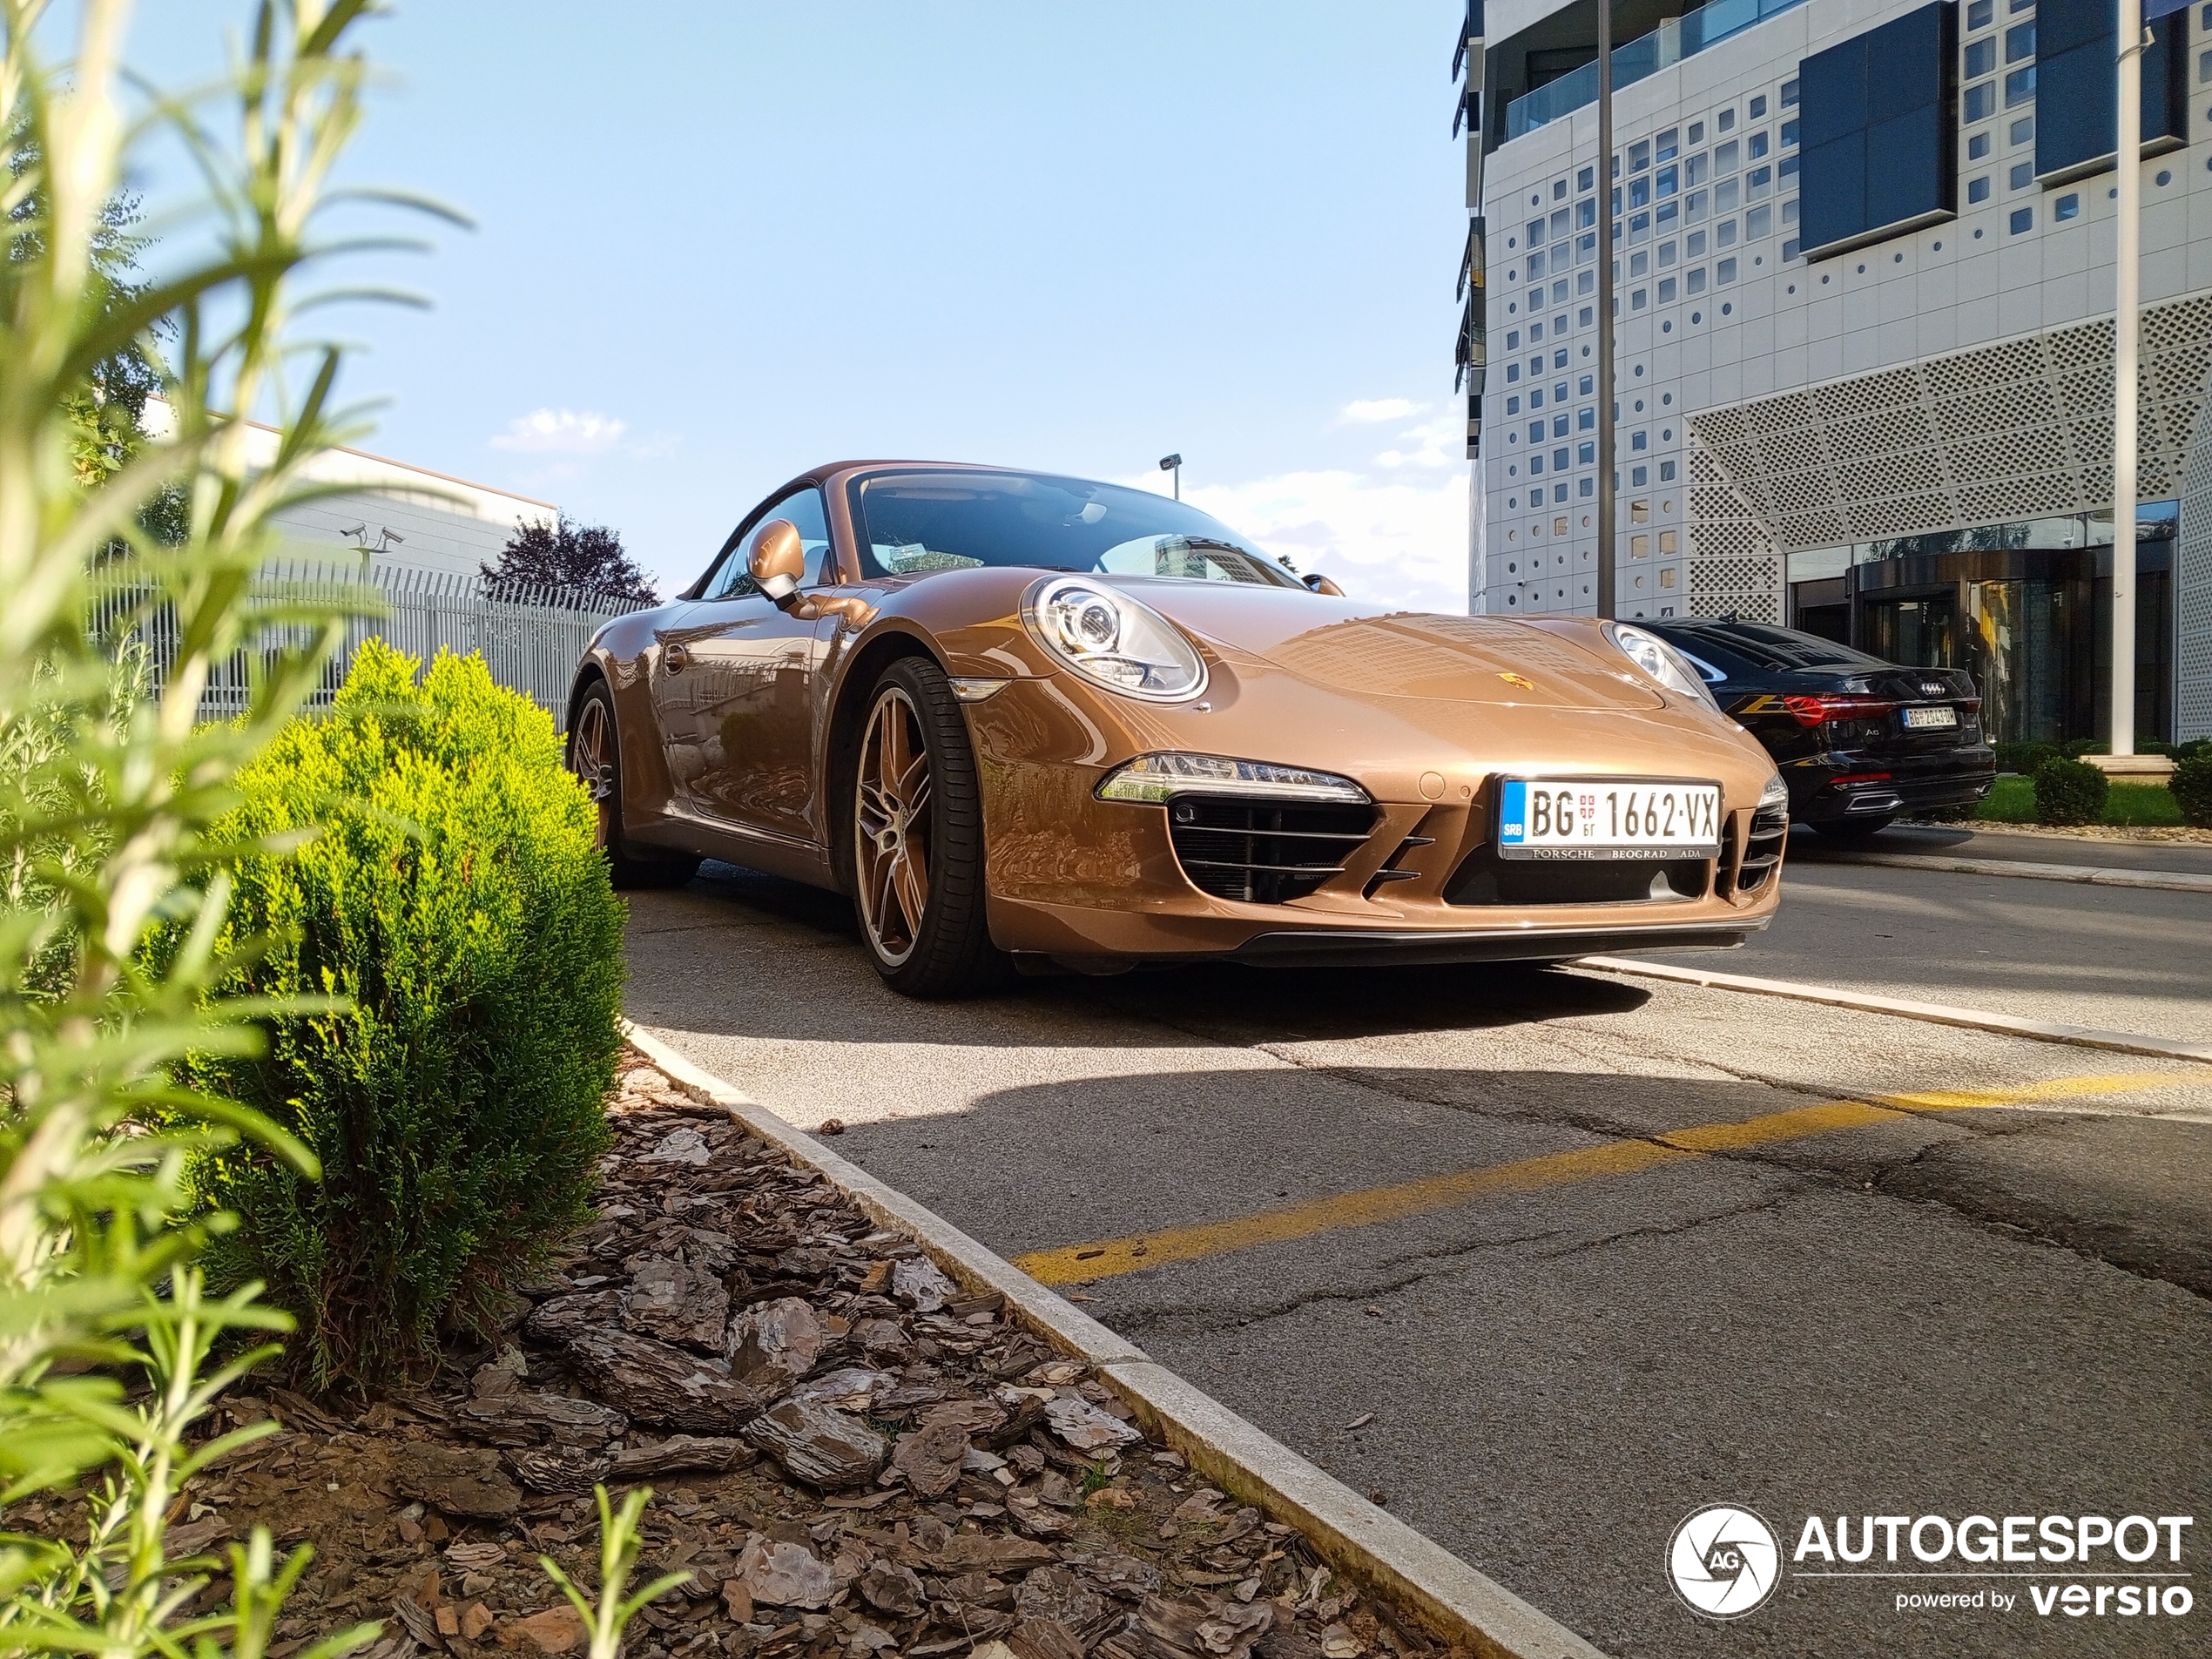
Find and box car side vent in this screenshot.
[1363,813,1440,899]
[1723,803,1789,900]
[1168,797,1378,905]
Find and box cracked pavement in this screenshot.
[625,860,2212,1659]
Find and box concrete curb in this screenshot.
[1578,958,2212,1065]
[622,1021,1610,1659]
[1797,848,2212,894]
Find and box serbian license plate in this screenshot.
[1498,778,1723,860]
[1904,705,1959,729]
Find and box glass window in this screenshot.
[1782,118,1799,146]
[1530,454,1544,475]
[1630,139,1651,171]
[2005,20,2034,61]
[1749,131,1770,159]
[1578,477,1595,498]
[1717,257,1738,283]
[707,485,834,597]
[1656,200,1678,230]
[1968,174,1991,202]
[1631,430,1648,452]
[1630,249,1649,277]
[1656,127,1680,161]
[2005,66,2035,105]
[2009,206,2033,233]
[1658,239,1678,266]
[1965,37,1995,78]
[1749,165,1772,199]
[1969,131,1991,158]
[2010,159,2033,188]
[1631,466,1649,487]
[849,473,1294,586]
[1629,211,1651,243]
[1686,152,1709,187]
[1784,196,1799,223]
[1577,231,1596,261]
[1578,165,1595,191]
[1784,237,1800,259]
[1630,175,1651,208]
[1506,363,1520,384]
[1660,463,1678,485]
[1718,108,1736,132]
[1658,276,1676,302]
[1716,219,1738,246]
[1716,177,1740,212]
[1747,204,1772,238]
[1688,228,1708,256]
[1529,251,1546,279]
[1579,374,1595,395]
[1553,177,1568,199]
[1553,448,1570,470]
[1526,219,1545,246]
[1753,94,1770,118]
[1656,163,1679,197]
[1715,138,1740,174]
[1553,415,1569,438]
[1577,442,1596,465]
[1630,536,1649,559]
[1968,0,1993,25]
[1578,196,1596,227]
[2054,192,2080,220]
[1689,119,1705,142]
[2010,115,2033,144]
[1632,288,1648,309]
[1965,80,1996,121]
[1780,152,1799,179]
[1687,266,1707,293]
[1506,395,1521,415]
[1550,207,1570,238]
[1530,388,1544,408]
[1506,329,1521,349]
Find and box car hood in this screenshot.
[1111,582,1666,712]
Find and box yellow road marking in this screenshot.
[1012,1071,2188,1285]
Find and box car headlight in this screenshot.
[1022,576,1207,701]
[1758,774,1789,813]
[1605,621,1722,715]
[1096,753,1369,805]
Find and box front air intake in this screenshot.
[1167,797,1378,904]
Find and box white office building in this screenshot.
[1455,0,2212,743]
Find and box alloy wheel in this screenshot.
[855,685,933,966]
[569,693,617,850]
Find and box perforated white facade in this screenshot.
[1472,0,2212,736]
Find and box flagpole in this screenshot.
[2111,0,2143,758]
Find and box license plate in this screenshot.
[1904,705,1958,729]
[1498,778,1723,860]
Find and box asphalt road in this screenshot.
[1790,823,2212,879]
[624,860,2212,1659]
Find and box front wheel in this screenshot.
[567,680,701,889]
[851,658,1005,997]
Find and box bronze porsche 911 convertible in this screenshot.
[565,462,1788,996]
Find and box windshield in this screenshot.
[847,470,1303,588]
[1665,621,1886,673]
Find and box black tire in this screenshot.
[849,658,1006,997]
[567,679,702,890]
[1810,814,1896,841]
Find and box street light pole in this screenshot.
[1595,0,1616,620]
[1159,453,1183,502]
[2110,0,2143,757]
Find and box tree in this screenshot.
[485,515,658,603]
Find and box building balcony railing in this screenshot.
[1504,0,1811,142]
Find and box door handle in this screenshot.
[663,642,691,672]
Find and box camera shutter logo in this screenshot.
[1668,1504,1782,1619]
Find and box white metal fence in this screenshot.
[85,557,654,726]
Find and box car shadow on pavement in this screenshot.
[624,864,1659,1049]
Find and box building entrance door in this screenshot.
[1862,593,1955,670]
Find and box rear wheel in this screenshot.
[568,680,701,889]
[1810,814,1895,841]
[851,658,1004,997]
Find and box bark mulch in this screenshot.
[19,1054,1467,1659]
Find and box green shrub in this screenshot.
[2174,752,2212,829]
[2033,755,2109,826]
[187,641,625,1388]
[1993,739,2062,776]
[2061,738,2107,759]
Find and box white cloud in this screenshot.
[1372,413,1461,470]
[490,408,628,454]
[1124,466,1470,617]
[1338,397,1426,424]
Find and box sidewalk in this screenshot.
[1787,822,2212,887]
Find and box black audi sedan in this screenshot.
[1641,618,1996,839]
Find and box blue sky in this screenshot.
[116,2,1470,611]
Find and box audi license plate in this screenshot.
[1904,705,1958,729]
[1498,778,1723,860]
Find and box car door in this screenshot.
[650,486,838,846]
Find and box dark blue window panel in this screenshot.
[1965,36,1996,76]
[2034,0,2188,182]
[1797,3,1959,260]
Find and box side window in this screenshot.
[704,486,835,599]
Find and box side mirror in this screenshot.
[1303,572,1345,597]
[747,519,807,609]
